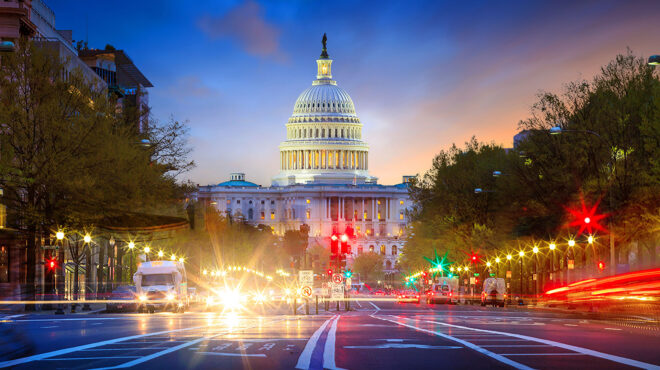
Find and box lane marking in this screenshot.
[323,316,340,370]
[419,318,660,369]
[0,325,208,368]
[604,328,622,331]
[355,300,363,308]
[372,315,532,370]
[9,317,123,322]
[90,318,285,369]
[344,344,462,349]
[43,356,141,360]
[82,348,170,351]
[40,326,58,329]
[481,345,552,348]
[194,352,267,357]
[368,302,380,311]
[502,353,586,356]
[295,315,336,370]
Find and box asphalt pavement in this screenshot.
[0,299,658,369]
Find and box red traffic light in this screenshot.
[46,258,57,271]
[327,269,333,276]
[598,261,605,271]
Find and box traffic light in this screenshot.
[597,261,605,271]
[46,257,57,271]
[330,234,339,255]
[327,269,333,276]
[469,251,480,264]
[344,270,353,279]
[340,234,349,254]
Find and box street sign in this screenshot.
[331,283,344,300]
[332,273,343,284]
[299,270,313,287]
[345,277,352,287]
[301,286,313,298]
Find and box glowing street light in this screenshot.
[340,234,348,242]
[584,217,591,224]
[56,231,65,240]
[495,257,501,263]
[171,254,176,261]
[157,250,164,258]
[549,243,556,250]
[179,257,184,263]
[568,240,576,247]
[486,261,491,267]
[506,254,512,261]
[532,246,539,254]
[83,234,91,243]
[128,241,135,249]
[519,251,525,257]
[203,269,208,275]
[588,235,594,244]
[144,246,150,253]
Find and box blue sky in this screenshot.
[48,0,660,186]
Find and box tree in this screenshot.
[352,252,384,284]
[0,39,193,301]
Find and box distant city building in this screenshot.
[79,48,153,132]
[196,38,412,274]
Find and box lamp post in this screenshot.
[550,126,615,274]
[532,246,539,301]
[518,251,525,305]
[506,254,512,304]
[549,243,556,286]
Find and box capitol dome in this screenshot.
[272,35,375,186]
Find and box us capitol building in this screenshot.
[196,36,411,273]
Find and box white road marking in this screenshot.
[368,301,380,311]
[564,324,578,326]
[419,318,660,369]
[604,327,622,331]
[295,315,336,370]
[91,318,284,370]
[344,344,462,349]
[40,326,58,329]
[372,315,533,370]
[323,316,340,370]
[502,353,586,356]
[9,317,122,322]
[82,348,170,351]
[0,325,208,368]
[258,343,276,351]
[195,352,266,357]
[43,356,141,360]
[480,345,551,348]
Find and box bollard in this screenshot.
[305,299,309,315]
[336,300,339,311]
[315,296,318,315]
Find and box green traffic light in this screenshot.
[344,270,353,278]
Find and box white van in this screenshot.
[134,260,188,313]
[481,277,506,307]
[426,277,458,304]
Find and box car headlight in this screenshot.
[166,293,175,301]
[139,295,147,301]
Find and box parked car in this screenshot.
[106,285,137,312]
[481,278,506,307]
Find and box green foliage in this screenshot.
[352,252,384,283]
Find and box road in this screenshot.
[0,299,658,369]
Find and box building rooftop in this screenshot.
[78,49,153,87]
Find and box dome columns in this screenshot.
[281,148,368,171]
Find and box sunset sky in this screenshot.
[49,0,660,186]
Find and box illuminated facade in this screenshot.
[197,39,411,273]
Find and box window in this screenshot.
[363,211,367,220]
[385,260,392,270]
[400,200,404,205]
[306,199,310,204]
[261,200,265,205]
[271,200,275,205]
[270,211,275,220]
[226,199,231,204]
[380,245,386,255]
[249,200,253,205]
[260,212,265,220]
[237,200,240,204]
[369,245,375,253]
[306,209,310,219]
[392,245,398,255]
[377,212,381,220]
[0,203,5,229]
[377,200,381,205]
[399,212,404,220]
[248,209,254,220]
[292,209,296,219]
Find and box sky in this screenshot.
[48,0,660,186]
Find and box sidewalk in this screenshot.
[1,302,107,316]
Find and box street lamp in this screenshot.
[56,231,65,240]
[518,251,525,305]
[171,254,176,261]
[84,234,92,244]
[532,247,539,300]
[157,251,164,258]
[568,239,576,247]
[128,241,135,249]
[495,257,501,263]
[144,246,150,254]
[588,235,594,244]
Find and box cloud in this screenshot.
[165,75,219,99]
[198,1,283,59]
